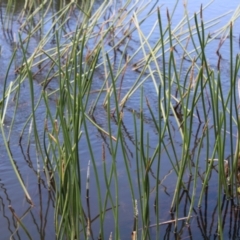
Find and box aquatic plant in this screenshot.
[1,0,240,239]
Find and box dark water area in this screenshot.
[0,0,240,239]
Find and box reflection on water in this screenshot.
[1,0,240,239]
[0,130,55,239]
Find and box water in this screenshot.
[0,0,240,239]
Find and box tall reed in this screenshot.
[2,0,240,239]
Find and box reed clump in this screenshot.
[1,0,240,239]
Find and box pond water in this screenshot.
[1,0,240,239]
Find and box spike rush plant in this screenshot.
[1,0,240,239]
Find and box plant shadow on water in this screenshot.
[1,0,240,239]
